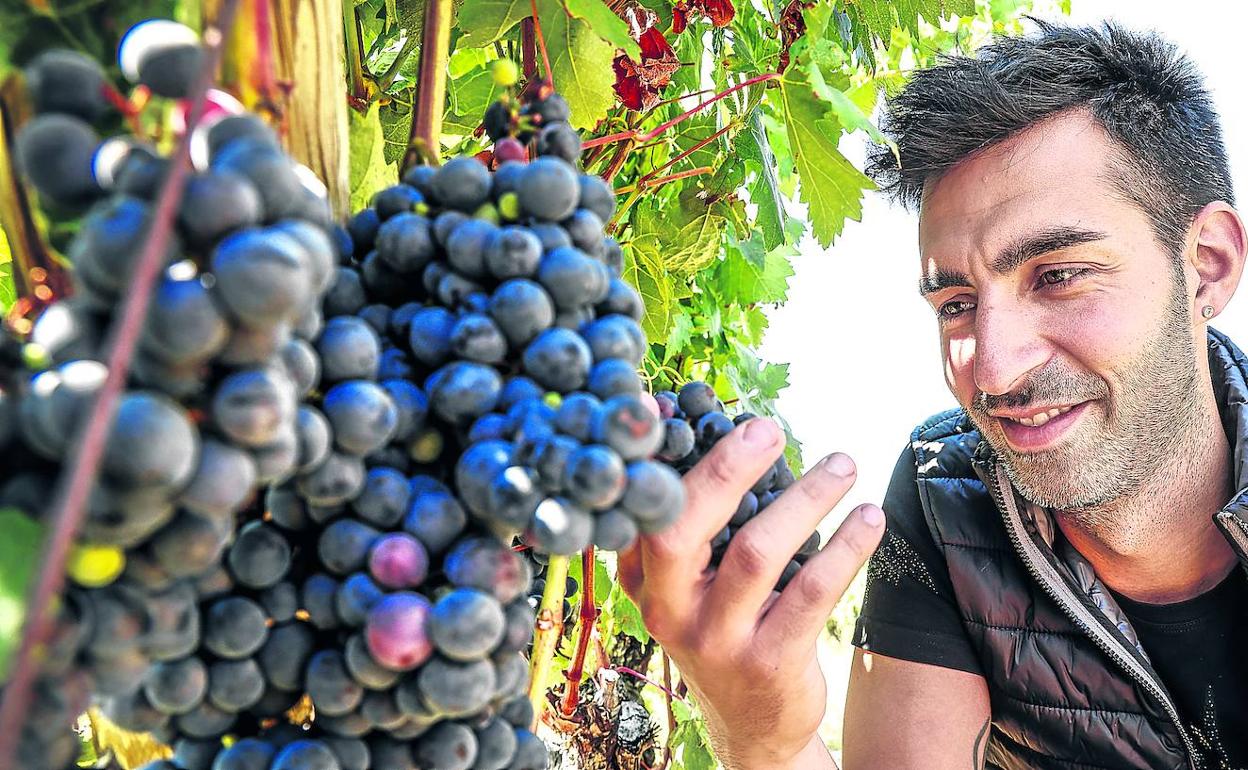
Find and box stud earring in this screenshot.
[1202,305,1215,319]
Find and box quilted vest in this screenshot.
[907,329,1248,769]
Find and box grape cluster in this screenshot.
[326,90,684,556]
[653,382,817,589]
[1,22,336,770]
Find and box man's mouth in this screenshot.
[998,404,1075,427]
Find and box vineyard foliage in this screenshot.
[0,0,1056,767]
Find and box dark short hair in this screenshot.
[866,18,1236,255]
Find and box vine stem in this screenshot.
[582,72,779,150]
[611,665,689,703]
[559,547,599,716]
[0,2,241,764]
[660,651,676,769]
[342,0,367,106]
[613,165,713,195]
[403,0,453,174]
[528,0,554,85]
[527,553,570,729]
[520,19,537,80]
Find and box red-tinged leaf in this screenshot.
[779,0,814,73]
[612,18,680,111]
[671,0,733,33]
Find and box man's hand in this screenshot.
[618,416,885,770]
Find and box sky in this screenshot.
[759,0,1248,527]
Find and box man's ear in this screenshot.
[1187,202,1248,322]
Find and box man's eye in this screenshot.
[939,299,975,319]
[1039,267,1087,286]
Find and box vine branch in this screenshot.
[559,547,599,717]
[527,553,570,729]
[403,0,453,174]
[0,2,241,763]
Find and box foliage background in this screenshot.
[0,0,1058,766]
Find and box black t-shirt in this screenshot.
[851,448,1248,769]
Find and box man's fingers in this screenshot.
[756,503,886,649]
[703,452,858,630]
[617,541,644,600]
[631,417,784,638]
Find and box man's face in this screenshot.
[917,110,1202,511]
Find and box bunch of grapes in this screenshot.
[1,20,338,770]
[653,382,817,590]
[336,89,684,556]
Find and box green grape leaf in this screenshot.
[740,108,787,251]
[379,96,415,165]
[632,190,725,275]
[805,60,898,164]
[602,579,649,643]
[664,309,695,358]
[455,0,529,46]
[623,235,681,342]
[670,699,718,770]
[0,229,14,314]
[776,66,874,248]
[537,0,619,130]
[349,103,398,212]
[561,0,640,59]
[716,239,794,305]
[0,508,45,680]
[445,62,501,133]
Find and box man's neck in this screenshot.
[1054,396,1240,605]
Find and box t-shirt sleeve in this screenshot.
[850,445,983,676]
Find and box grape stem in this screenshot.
[0,2,242,764]
[559,546,600,717]
[611,665,689,704]
[0,79,70,320]
[528,0,554,86]
[521,18,537,81]
[527,553,571,729]
[402,0,453,174]
[583,72,779,150]
[343,0,368,108]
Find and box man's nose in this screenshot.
[971,302,1048,397]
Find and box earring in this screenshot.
[1202,305,1215,319]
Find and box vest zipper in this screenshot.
[983,460,1198,768]
[1215,510,1248,555]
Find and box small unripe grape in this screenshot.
[492,59,520,87]
[68,543,126,587]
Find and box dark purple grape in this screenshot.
[428,588,506,662]
[591,395,662,460]
[563,444,626,510]
[373,183,424,219]
[621,460,686,532]
[587,359,642,399]
[408,306,456,367]
[447,218,498,279]
[143,657,207,716]
[272,740,341,770]
[596,277,643,320]
[488,279,555,348]
[317,315,382,382]
[696,411,736,448]
[415,721,479,770]
[529,497,594,554]
[485,226,543,280]
[450,313,509,364]
[428,361,503,424]
[322,380,399,456]
[444,537,529,603]
[592,508,640,551]
[25,49,107,120]
[257,622,315,690]
[403,491,468,554]
[203,596,269,658]
[536,246,601,310]
[432,157,492,212]
[227,520,292,588]
[336,572,385,626]
[417,656,495,717]
[522,328,591,392]
[517,157,579,222]
[376,212,435,273]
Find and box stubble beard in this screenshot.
[967,281,1205,525]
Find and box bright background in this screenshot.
[763,0,1248,525]
[759,0,1248,751]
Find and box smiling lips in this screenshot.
[1002,404,1075,427]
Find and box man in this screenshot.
[619,19,1248,770]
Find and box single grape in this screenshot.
[317,315,382,382]
[365,592,434,671]
[429,588,507,662]
[368,533,429,589]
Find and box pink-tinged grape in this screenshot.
[367,532,429,589]
[365,592,434,671]
[494,138,527,164]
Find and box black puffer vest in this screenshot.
[907,329,1248,769]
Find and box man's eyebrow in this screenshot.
[918,225,1109,298]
